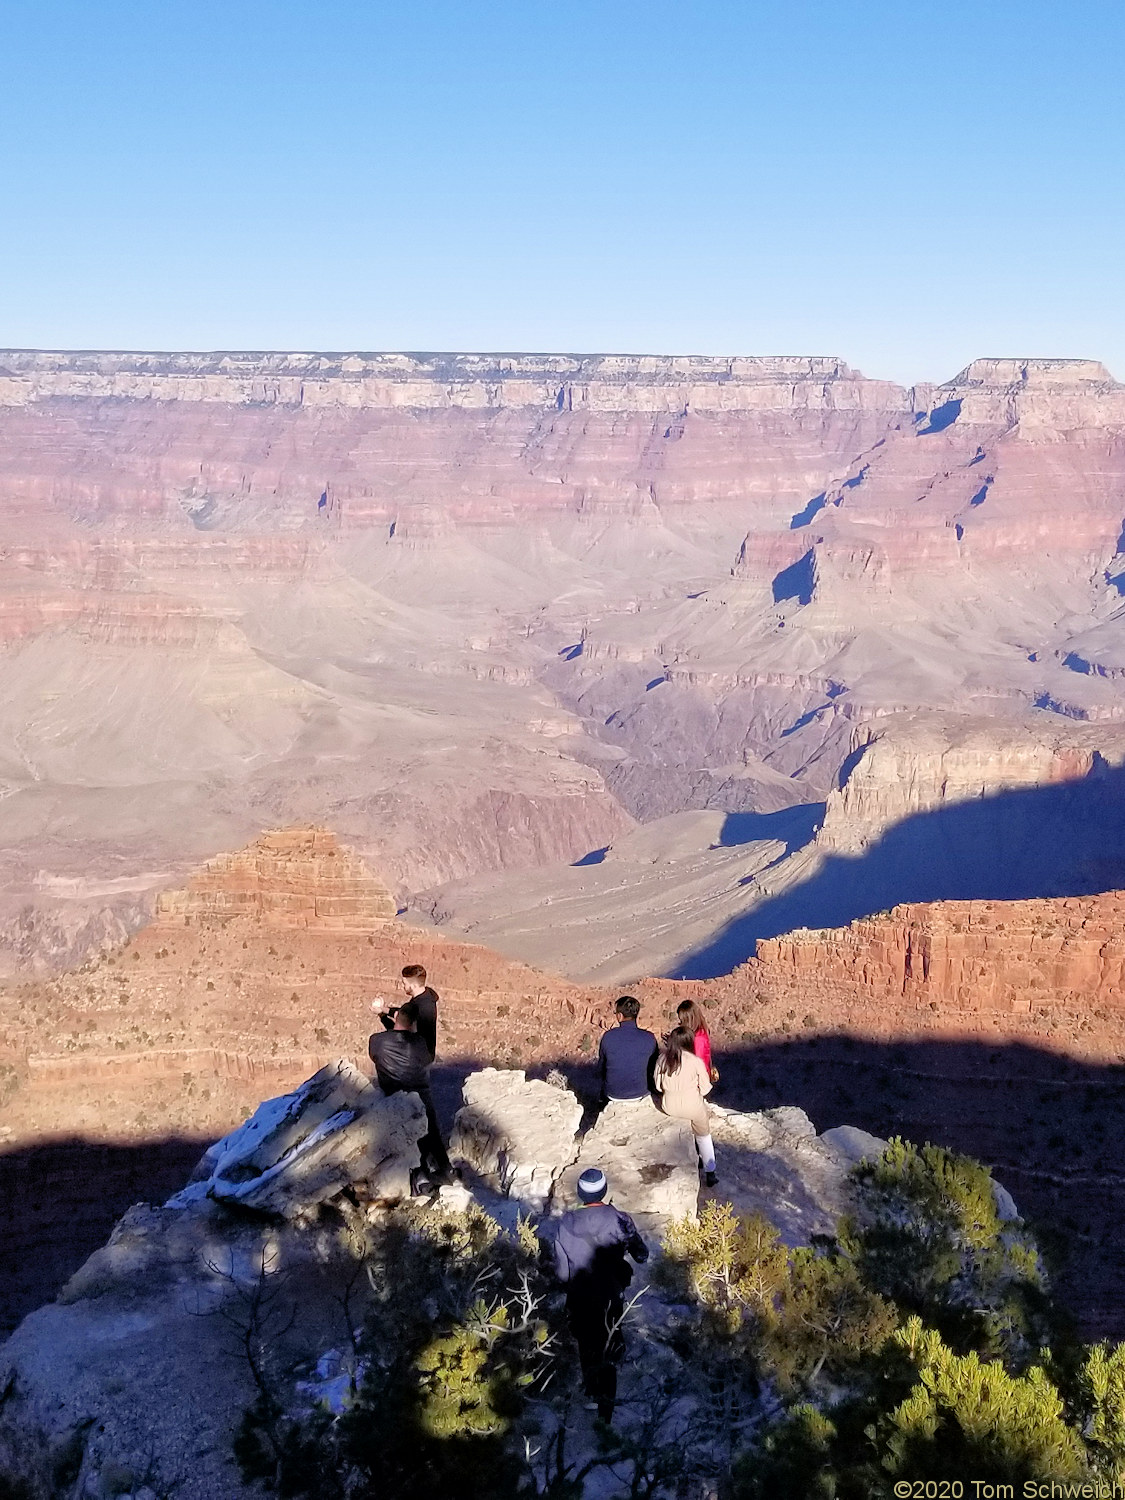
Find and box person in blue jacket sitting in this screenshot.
[596,995,658,1104]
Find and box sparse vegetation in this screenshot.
[223,1141,1125,1498]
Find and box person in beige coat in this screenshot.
[654,1026,718,1186]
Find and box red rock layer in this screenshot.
[3,830,1125,1150]
[731,893,1125,1046]
[153,828,397,929]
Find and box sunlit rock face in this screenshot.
[2,348,1125,978]
[750,890,1125,1030]
[154,827,397,929]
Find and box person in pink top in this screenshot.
[677,999,716,1081]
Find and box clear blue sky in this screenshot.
[1,0,1122,384]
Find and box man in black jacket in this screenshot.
[368,1000,452,1186]
[596,996,658,1104]
[374,963,440,1062]
[538,1167,648,1422]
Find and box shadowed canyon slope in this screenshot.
[1,349,1125,975]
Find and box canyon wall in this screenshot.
[2,348,1125,976]
[746,892,1125,1039]
[0,350,907,413]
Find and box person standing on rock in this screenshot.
[368,999,452,1188]
[373,963,440,1062]
[654,1026,718,1187]
[538,1167,648,1423]
[596,996,658,1105]
[676,998,718,1084]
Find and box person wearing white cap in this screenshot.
[538,1168,649,1422]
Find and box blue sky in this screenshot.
[1,1,1122,384]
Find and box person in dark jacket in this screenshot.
[539,1167,648,1422]
[374,963,440,1062]
[596,996,658,1104]
[368,1000,452,1186]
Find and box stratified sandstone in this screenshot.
[154,827,396,929]
[748,891,1125,1034]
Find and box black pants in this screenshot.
[416,1086,452,1181]
[567,1286,625,1422]
[383,1081,452,1183]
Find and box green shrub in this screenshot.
[662,1201,897,1391]
[842,1137,1050,1364]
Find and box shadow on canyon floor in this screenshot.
[717,803,824,850]
[674,756,1125,979]
[4,1039,1125,1343]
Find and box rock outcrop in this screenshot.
[0,1060,886,1500]
[171,1059,425,1215]
[154,828,397,930]
[449,1070,872,1246]
[556,1098,701,1229]
[0,1200,370,1500]
[711,1105,853,1245]
[449,1067,583,1210]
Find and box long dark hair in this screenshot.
[661,1026,694,1076]
[677,999,707,1037]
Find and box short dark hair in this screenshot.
[397,999,420,1027]
[615,995,640,1020]
[402,964,427,984]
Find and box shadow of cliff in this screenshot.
[717,803,824,850]
[673,756,1125,979]
[0,1136,209,1337]
[6,1039,1125,1345]
[705,1033,1125,1341]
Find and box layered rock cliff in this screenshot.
[2,347,1125,975]
[153,827,397,928]
[0,350,907,413]
[748,891,1125,1033]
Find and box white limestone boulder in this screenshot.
[818,1124,889,1166]
[555,1097,700,1229]
[706,1106,855,1245]
[449,1068,582,1210]
[168,1059,425,1215]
